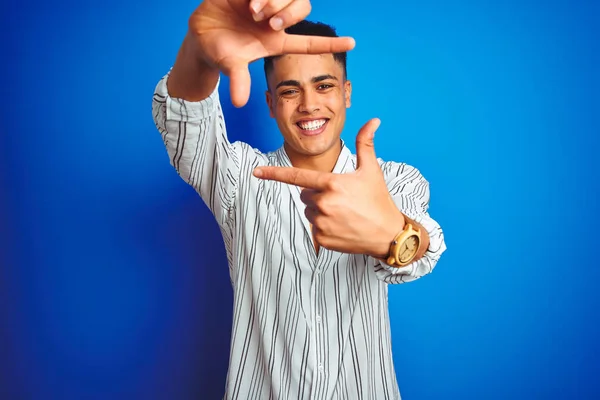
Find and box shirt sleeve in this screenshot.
[371,162,447,284]
[151,71,251,226]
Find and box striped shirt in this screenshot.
[152,72,446,400]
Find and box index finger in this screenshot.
[281,34,356,55]
[253,166,331,190]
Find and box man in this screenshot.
[152,0,446,398]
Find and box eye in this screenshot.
[317,83,334,90]
[280,89,299,96]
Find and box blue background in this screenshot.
[2,0,599,399]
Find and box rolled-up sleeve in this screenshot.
[372,162,447,284]
[151,71,249,226]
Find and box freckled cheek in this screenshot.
[277,97,297,106]
[276,98,298,117]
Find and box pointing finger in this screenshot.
[253,166,331,190]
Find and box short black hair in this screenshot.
[263,20,348,85]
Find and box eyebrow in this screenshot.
[275,74,339,89]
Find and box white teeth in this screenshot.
[298,119,327,131]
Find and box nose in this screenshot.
[297,90,320,113]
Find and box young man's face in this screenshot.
[266,54,352,168]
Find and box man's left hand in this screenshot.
[253,118,405,257]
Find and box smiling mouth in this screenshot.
[296,118,329,132]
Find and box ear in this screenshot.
[344,80,352,108]
[265,90,275,118]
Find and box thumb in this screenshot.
[355,118,381,170]
[226,63,251,108]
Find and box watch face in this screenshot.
[399,235,419,263]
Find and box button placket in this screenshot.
[314,270,325,381]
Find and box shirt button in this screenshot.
[316,315,321,323]
[318,364,324,373]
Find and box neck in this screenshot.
[284,140,343,173]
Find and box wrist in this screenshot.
[371,210,406,259]
[182,31,215,69]
[167,32,220,101]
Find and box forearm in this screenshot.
[167,31,220,101]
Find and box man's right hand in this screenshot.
[180,0,355,107]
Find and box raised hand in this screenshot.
[188,0,355,107]
[253,119,407,257]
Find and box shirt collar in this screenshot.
[274,140,353,172]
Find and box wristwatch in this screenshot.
[384,223,421,267]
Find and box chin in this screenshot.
[299,139,340,157]
[282,122,342,157]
